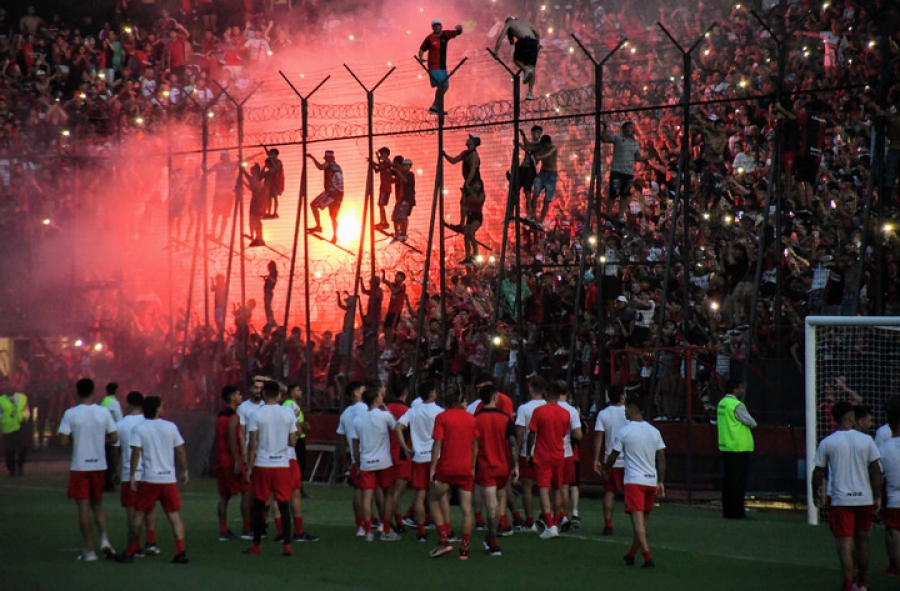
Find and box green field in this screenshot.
[1,472,894,591]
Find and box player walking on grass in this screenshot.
[396,379,444,542]
[113,391,159,556]
[279,385,318,544]
[307,150,344,244]
[812,401,883,591]
[353,383,401,542]
[593,384,628,535]
[879,396,900,576]
[556,382,583,532]
[386,385,412,533]
[58,378,118,562]
[244,380,297,557]
[526,381,575,540]
[602,393,666,569]
[429,386,478,559]
[214,386,252,541]
[122,396,189,564]
[336,381,368,535]
[474,384,517,556]
[515,375,547,531]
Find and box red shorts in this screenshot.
[434,471,474,492]
[410,462,431,491]
[884,508,900,530]
[217,466,250,497]
[251,466,293,502]
[289,459,302,490]
[475,468,509,489]
[120,482,137,508]
[358,467,395,491]
[828,505,873,538]
[563,457,576,486]
[518,458,536,482]
[393,458,411,481]
[604,467,625,493]
[624,484,657,514]
[534,459,565,489]
[68,470,105,502]
[136,482,182,513]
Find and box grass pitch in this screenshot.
[1,471,894,591]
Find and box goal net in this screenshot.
[805,316,900,524]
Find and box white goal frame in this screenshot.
[805,316,900,525]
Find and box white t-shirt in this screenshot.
[466,400,480,415]
[397,402,444,463]
[879,437,900,509]
[814,429,881,506]
[237,399,264,446]
[336,401,367,463]
[103,397,124,422]
[248,404,296,468]
[58,404,117,471]
[353,407,396,472]
[114,414,145,481]
[595,404,628,468]
[515,399,546,458]
[559,400,581,458]
[875,424,893,447]
[131,418,185,484]
[613,420,665,487]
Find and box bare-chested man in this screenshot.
[532,135,558,223]
[494,17,541,101]
[443,135,482,229]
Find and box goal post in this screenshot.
[805,316,900,525]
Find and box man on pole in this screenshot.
[493,17,541,101]
[443,134,482,239]
[307,150,344,244]
[418,19,463,114]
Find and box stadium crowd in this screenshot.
[1,0,899,428]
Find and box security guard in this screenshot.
[1,386,31,476]
[717,379,757,519]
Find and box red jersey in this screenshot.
[475,408,514,474]
[386,401,411,463]
[387,282,407,315]
[167,34,187,68]
[432,407,478,476]
[214,408,243,470]
[529,402,571,463]
[419,30,461,71]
